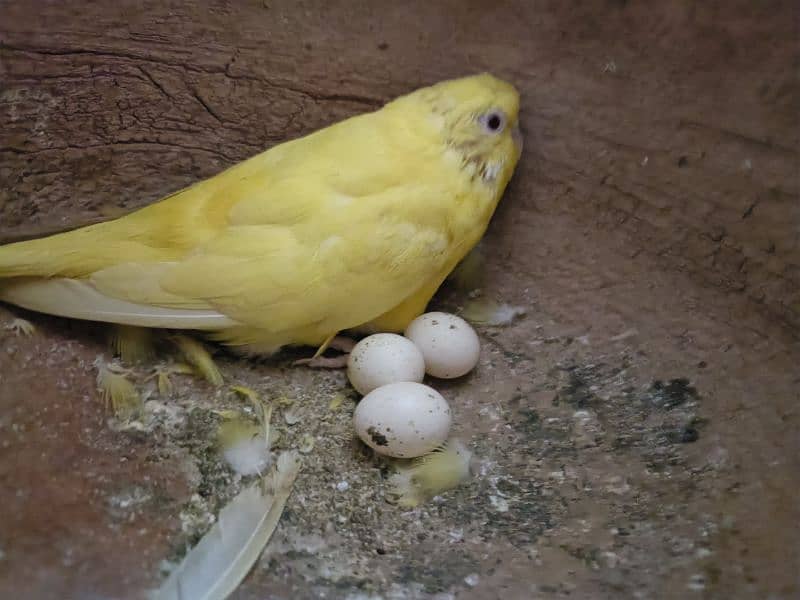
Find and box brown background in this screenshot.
[1,1,798,599]
[2,1,797,331]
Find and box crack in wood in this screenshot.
[189,87,224,124]
[1,41,386,108]
[741,200,759,219]
[0,140,239,162]
[137,66,174,100]
[678,119,796,156]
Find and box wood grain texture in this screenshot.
[1,0,798,331]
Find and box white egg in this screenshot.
[404,312,481,379]
[353,382,452,458]
[347,333,425,395]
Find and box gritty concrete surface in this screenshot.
[1,211,798,599]
[1,1,798,599]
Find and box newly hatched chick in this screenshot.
[0,74,522,361]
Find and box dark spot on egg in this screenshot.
[367,426,389,446]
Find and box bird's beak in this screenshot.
[512,123,523,153]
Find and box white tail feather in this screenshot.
[151,451,301,600]
[0,278,238,330]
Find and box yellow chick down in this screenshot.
[0,74,522,354]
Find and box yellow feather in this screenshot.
[388,439,473,508]
[95,359,143,421]
[448,245,486,292]
[0,74,522,353]
[109,325,156,363]
[157,370,173,397]
[460,298,527,326]
[171,335,223,386]
[148,362,195,396]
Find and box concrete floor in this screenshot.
[1,208,797,599]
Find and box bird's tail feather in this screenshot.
[2,220,146,280]
[0,278,237,330]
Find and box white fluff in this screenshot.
[460,299,526,326]
[222,437,271,476]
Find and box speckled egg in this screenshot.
[404,312,481,378]
[347,333,426,395]
[353,382,452,458]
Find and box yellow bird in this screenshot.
[0,73,522,361]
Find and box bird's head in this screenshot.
[406,73,523,189]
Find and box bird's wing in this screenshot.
[157,208,452,336]
[34,169,454,337]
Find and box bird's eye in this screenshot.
[480,111,506,134]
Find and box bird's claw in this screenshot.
[293,355,350,369]
[326,336,356,354]
[293,335,354,369]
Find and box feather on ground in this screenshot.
[152,450,301,600]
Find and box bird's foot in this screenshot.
[5,317,36,337]
[293,335,355,369]
[294,355,350,369]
